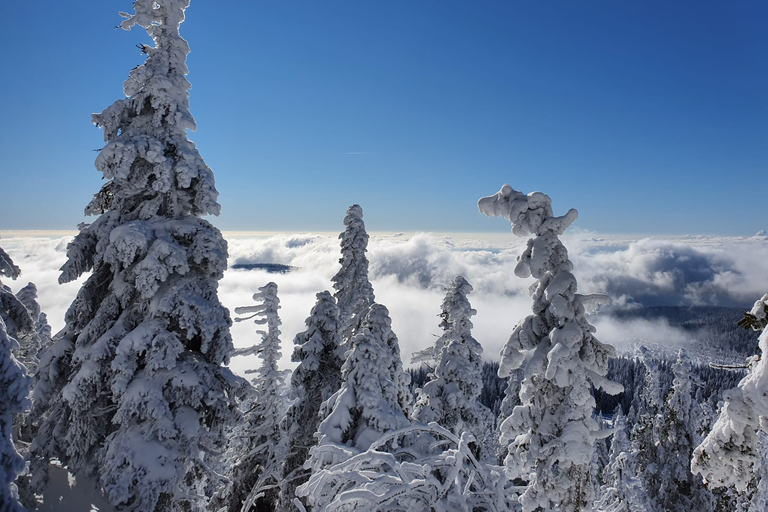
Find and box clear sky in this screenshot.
[0,1,765,234]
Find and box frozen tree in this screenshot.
[693,293,768,494]
[0,248,35,361]
[297,422,516,512]
[28,2,237,510]
[365,304,413,417]
[0,250,38,451]
[627,348,665,510]
[654,349,712,511]
[13,283,51,379]
[305,303,410,475]
[478,184,622,512]
[224,283,286,512]
[411,276,492,459]
[0,316,31,512]
[278,291,344,512]
[332,205,375,344]
[594,411,649,512]
[0,247,20,281]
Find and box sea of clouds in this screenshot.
[1,230,767,376]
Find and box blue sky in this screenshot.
[0,1,765,234]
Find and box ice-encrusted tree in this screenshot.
[332,204,375,344]
[411,276,492,459]
[13,283,51,380]
[278,291,344,512]
[594,411,649,512]
[365,303,413,417]
[298,422,516,512]
[0,253,36,376]
[29,2,237,510]
[225,282,286,512]
[0,247,20,281]
[304,303,410,475]
[692,293,768,496]
[655,349,712,512]
[478,184,622,512]
[1,316,31,512]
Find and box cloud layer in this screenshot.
[1,231,766,375]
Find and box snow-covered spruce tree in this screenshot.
[692,293,768,495]
[594,410,649,512]
[332,204,375,345]
[411,275,493,459]
[365,303,413,417]
[1,316,31,512]
[303,303,410,477]
[655,349,713,512]
[224,282,286,512]
[278,291,344,512]
[478,184,622,512]
[29,2,237,510]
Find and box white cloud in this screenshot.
[1,231,765,377]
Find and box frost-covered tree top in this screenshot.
[0,317,31,512]
[693,293,768,492]
[479,184,621,512]
[332,204,375,344]
[30,2,236,510]
[88,0,220,220]
[234,281,282,358]
[0,247,20,281]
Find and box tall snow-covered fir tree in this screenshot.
[28,2,238,510]
[224,282,286,512]
[278,290,344,512]
[693,293,768,495]
[478,184,622,512]
[331,204,375,344]
[411,275,493,459]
